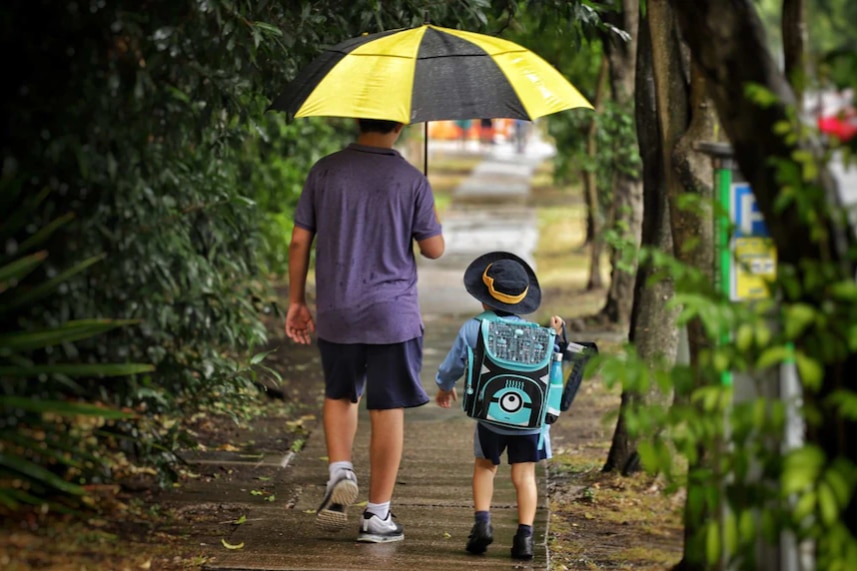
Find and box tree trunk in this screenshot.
[650,3,718,568]
[782,0,807,105]
[599,0,643,326]
[586,55,610,291]
[604,11,679,474]
[672,0,857,545]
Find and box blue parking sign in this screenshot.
[732,183,769,237]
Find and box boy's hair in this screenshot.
[358,118,401,134]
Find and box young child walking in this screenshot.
[434,251,564,560]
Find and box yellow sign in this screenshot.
[732,237,776,300]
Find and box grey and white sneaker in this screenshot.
[316,469,359,532]
[356,511,404,543]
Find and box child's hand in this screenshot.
[436,388,458,408]
[550,315,565,336]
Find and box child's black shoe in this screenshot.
[465,521,493,554]
[510,530,534,560]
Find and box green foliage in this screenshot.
[240,115,347,274]
[2,0,495,509]
[0,188,153,512]
[593,100,857,568]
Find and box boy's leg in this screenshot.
[368,407,404,504]
[472,457,497,511]
[316,397,360,531]
[467,457,498,554]
[510,462,537,526]
[324,396,359,463]
[510,461,537,560]
[355,407,405,543]
[316,339,366,532]
[358,339,426,543]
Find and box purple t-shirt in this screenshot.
[294,143,442,344]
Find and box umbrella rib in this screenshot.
[417,50,528,60]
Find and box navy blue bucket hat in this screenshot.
[463,251,541,315]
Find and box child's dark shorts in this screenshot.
[317,336,429,410]
[474,423,547,465]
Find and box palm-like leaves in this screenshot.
[0,195,153,511]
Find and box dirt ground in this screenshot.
[0,154,684,571]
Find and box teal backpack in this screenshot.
[462,312,564,430]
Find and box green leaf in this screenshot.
[17,213,75,255]
[784,303,816,339]
[0,319,140,351]
[253,21,283,37]
[754,322,772,347]
[822,463,855,508]
[756,346,791,369]
[735,323,754,351]
[705,520,720,565]
[826,390,857,422]
[0,251,47,290]
[0,396,134,419]
[250,350,273,366]
[0,451,84,495]
[792,489,816,522]
[0,363,154,377]
[1,254,106,312]
[723,511,738,556]
[794,351,823,392]
[829,280,857,302]
[782,446,824,495]
[848,325,857,352]
[738,510,755,542]
[818,481,839,526]
[2,432,83,468]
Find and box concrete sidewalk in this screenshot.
[192,140,552,571]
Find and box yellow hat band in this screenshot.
[482,263,528,304]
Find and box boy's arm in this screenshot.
[434,321,476,407]
[285,226,315,344]
[550,315,568,352]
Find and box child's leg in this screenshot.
[472,457,497,511]
[510,461,537,526]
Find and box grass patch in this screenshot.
[532,201,609,323]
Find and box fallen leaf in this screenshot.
[234,515,247,525]
[443,532,452,539]
[221,539,245,550]
[304,509,315,514]
[139,561,152,570]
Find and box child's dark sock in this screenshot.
[516,523,533,537]
[475,510,491,524]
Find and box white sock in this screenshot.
[366,501,390,519]
[328,461,354,485]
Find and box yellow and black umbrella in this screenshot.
[269,24,592,125]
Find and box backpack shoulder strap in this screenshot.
[474,310,500,322]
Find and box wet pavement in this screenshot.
[184,138,556,571]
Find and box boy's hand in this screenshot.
[550,315,565,336]
[435,388,458,408]
[285,302,315,345]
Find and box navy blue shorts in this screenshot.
[474,424,547,465]
[317,337,429,410]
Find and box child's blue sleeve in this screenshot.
[435,320,478,391]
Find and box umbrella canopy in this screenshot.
[270,24,592,124]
